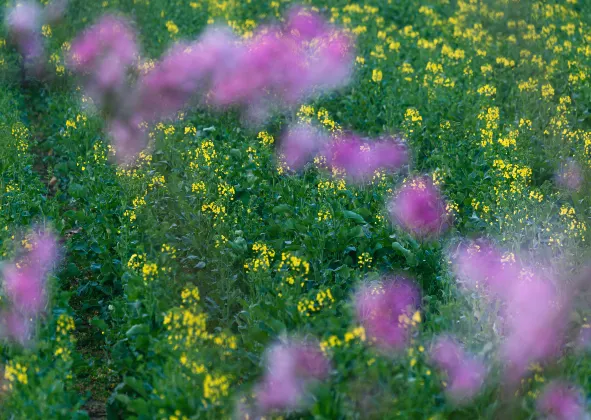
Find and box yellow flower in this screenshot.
[166,21,179,35]
[372,69,383,83]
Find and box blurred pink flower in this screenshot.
[1,230,58,316]
[279,123,327,170]
[452,240,519,298]
[300,31,353,95]
[107,117,148,163]
[502,275,568,383]
[5,1,44,65]
[537,381,586,420]
[1,310,32,344]
[285,7,326,41]
[388,177,448,237]
[355,277,420,351]
[69,15,138,96]
[6,1,41,35]
[431,336,486,404]
[3,265,46,314]
[138,27,239,121]
[209,9,353,116]
[256,341,329,413]
[322,135,407,181]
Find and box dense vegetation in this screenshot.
[1,0,591,418]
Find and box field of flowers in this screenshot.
[2,0,591,418]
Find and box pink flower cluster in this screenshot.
[209,7,353,119]
[323,135,408,182]
[253,340,330,413]
[354,277,420,351]
[1,230,58,343]
[388,176,449,238]
[5,0,67,73]
[278,122,408,180]
[537,381,586,420]
[69,15,138,106]
[430,336,486,404]
[453,240,519,297]
[68,7,353,162]
[453,241,570,383]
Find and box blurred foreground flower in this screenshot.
[5,1,44,72]
[254,340,330,413]
[68,7,353,163]
[68,15,138,107]
[430,336,486,404]
[537,381,586,420]
[1,230,59,343]
[453,240,519,298]
[278,123,328,170]
[354,277,420,351]
[5,0,68,74]
[322,134,407,182]
[210,6,353,118]
[501,272,568,384]
[389,176,448,237]
[452,241,570,385]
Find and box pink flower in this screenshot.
[452,240,519,298]
[255,341,329,413]
[299,31,353,95]
[431,336,486,404]
[107,117,148,163]
[501,274,568,383]
[1,230,58,316]
[3,265,46,314]
[278,123,327,170]
[285,7,326,41]
[1,310,32,344]
[69,15,138,97]
[388,177,448,237]
[322,135,407,181]
[138,27,239,121]
[208,9,353,117]
[355,277,420,351]
[5,1,44,64]
[537,381,586,420]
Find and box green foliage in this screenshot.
[1,0,591,418]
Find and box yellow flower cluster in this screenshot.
[297,288,335,317]
[191,181,206,195]
[11,122,29,155]
[357,252,372,268]
[317,179,346,196]
[320,326,366,353]
[244,242,275,273]
[203,374,230,403]
[3,362,28,390]
[257,131,274,146]
[278,252,310,286]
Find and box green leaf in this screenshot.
[342,210,366,224]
